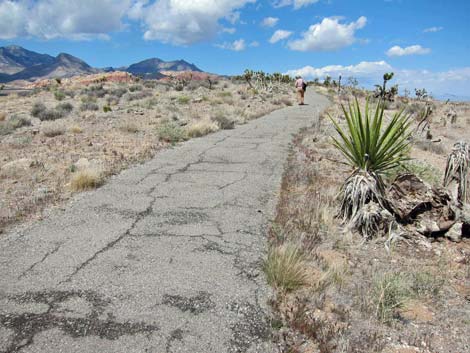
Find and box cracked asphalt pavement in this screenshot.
[0,91,329,353]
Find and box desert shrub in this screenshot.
[80,102,99,112]
[110,87,127,98]
[126,90,152,101]
[31,102,47,117]
[387,160,442,185]
[410,271,445,298]
[9,115,31,129]
[0,113,5,121]
[106,95,120,105]
[70,125,83,134]
[54,90,66,101]
[414,139,446,155]
[64,89,76,98]
[129,84,143,92]
[38,109,65,121]
[120,122,139,133]
[157,121,187,144]
[218,91,232,98]
[80,95,97,103]
[70,169,103,191]
[0,122,14,136]
[143,81,157,89]
[42,122,66,137]
[407,102,424,115]
[17,90,33,97]
[280,97,293,106]
[56,102,74,113]
[0,115,31,135]
[263,244,308,292]
[186,120,219,138]
[103,105,112,113]
[81,84,107,98]
[372,272,412,323]
[212,113,235,130]
[177,95,190,104]
[143,98,159,109]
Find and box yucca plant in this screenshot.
[329,99,413,234]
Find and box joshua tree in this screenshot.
[328,99,413,236]
[415,88,428,101]
[348,76,359,88]
[243,69,254,89]
[382,72,394,95]
[338,75,342,93]
[324,75,332,87]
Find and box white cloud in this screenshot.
[288,16,367,51]
[273,0,319,9]
[285,61,470,100]
[249,41,260,47]
[0,0,131,40]
[261,17,279,27]
[216,38,246,51]
[138,0,255,45]
[424,26,443,33]
[386,45,431,57]
[269,30,292,43]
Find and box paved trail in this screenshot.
[0,91,329,353]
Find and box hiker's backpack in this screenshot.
[302,81,307,91]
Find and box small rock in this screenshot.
[446,222,462,242]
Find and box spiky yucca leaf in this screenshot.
[328,99,413,174]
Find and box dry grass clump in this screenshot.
[186,119,219,138]
[70,169,103,191]
[0,112,6,121]
[414,139,446,155]
[372,272,412,324]
[264,244,309,292]
[120,121,139,133]
[42,122,66,137]
[70,125,83,134]
[212,113,235,130]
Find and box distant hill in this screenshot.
[0,46,204,83]
[125,58,201,79]
[0,46,96,83]
[0,45,56,75]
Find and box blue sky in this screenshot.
[0,0,469,99]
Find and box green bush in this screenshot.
[38,109,65,121]
[80,102,99,112]
[177,96,190,104]
[54,90,66,101]
[157,121,187,144]
[31,102,47,117]
[56,102,74,113]
[129,84,143,92]
[103,105,112,113]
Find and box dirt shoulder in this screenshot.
[266,88,470,353]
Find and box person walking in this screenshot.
[295,76,307,105]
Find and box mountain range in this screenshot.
[0,45,202,83]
